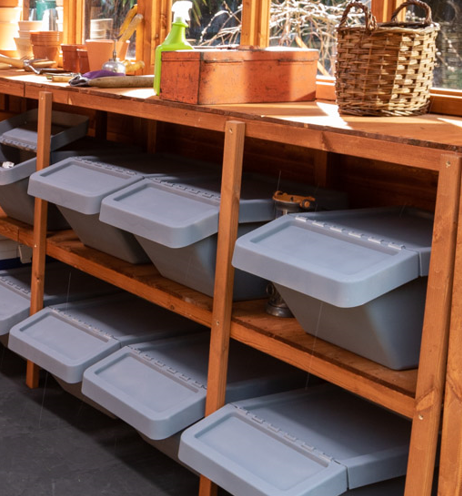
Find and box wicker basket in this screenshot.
[335,0,440,116]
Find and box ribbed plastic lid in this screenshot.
[8,292,203,383]
[179,386,411,496]
[0,262,116,336]
[100,174,312,248]
[28,153,219,215]
[81,334,307,440]
[232,207,433,307]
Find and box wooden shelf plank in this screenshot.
[231,300,417,418]
[45,230,214,328]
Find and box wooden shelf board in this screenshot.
[231,300,417,418]
[0,213,34,246]
[45,230,214,328]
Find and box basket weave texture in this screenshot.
[335,0,440,116]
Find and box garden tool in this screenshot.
[0,54,56,71]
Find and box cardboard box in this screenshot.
[159,47,319,105]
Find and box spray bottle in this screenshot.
[153,1,193,95]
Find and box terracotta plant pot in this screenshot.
[61,43,83,72]
[85,39,129,72]
[76,48,89,73]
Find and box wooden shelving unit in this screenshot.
[1,70,462,496]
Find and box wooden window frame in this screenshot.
[63,0,462,117]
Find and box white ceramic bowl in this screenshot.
[0,21,18,50]
[17,20,42,31]
[14,36,33,58]
[0,7,21,22]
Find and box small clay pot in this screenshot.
[76,48,89,74]
[61,43,83,72]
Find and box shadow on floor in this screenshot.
[0,345,231,496]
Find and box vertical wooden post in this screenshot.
[25,92,53,389]
[436,155,462,496]
[241,0,271,47]
[404,154,462,496]
[63,0,84,44]
[198,120,246,496]
[140,0,171,74]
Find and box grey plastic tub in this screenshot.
[8,292,203,384]
[81,333,307,441]
[99,175,348,299]
[28,154,219,263]
[232,206,434,369]
[0,109,89,229]
[178,386,412,496]
[0,261,116,346]
[0,109,89,152]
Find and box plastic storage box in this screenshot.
[99,175,348,299]
[232,206,434,369]
[0,109,89,229]
[178,386,412,496]
[81,333,307,448]
[8,292,204,385]
[0,109,89,152]
[0,261,116,346]
[28,154,219,263]
[0,235,30,269]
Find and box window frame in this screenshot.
[62,0,462,116]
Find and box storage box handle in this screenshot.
[338,1,378,32]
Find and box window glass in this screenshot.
[189,0,242,46]
[269,0,370,76]
[426,0,462,89]
[84,0,137,57]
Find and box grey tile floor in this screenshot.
[0,345,230,496]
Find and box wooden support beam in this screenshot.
[199,120,246,496]
[437,154,462,496]
[241,0,271,47]
[26,91,53,390]
[140,0,171,73]
[63,0,84,44]
[404,154,462,496]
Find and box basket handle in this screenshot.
[390,0,433,25]
[338,1,378,32]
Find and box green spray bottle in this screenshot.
[154,0,193,95]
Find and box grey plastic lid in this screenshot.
[0,109,88,152]
[27,153,219,215]
[8,292,203,384]
[232,206,433,308]
[179,386,411,496]
[0,150,123,187]
[81,334,306,440]
[100,174,278,248]
[100,175,349,249]
[0,262,116,336]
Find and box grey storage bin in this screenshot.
[178,386,412,496]
[0,150,108,229]
[0,108,89,229]
[81,333,307,443]
[0,109,89,152]
[8,292,204,385]
[232,206,433,369]
[0,261,116,346]
[99,175,348,299]
[28,154,219,263]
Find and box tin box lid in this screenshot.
[178,386,411,496]
[232,206,433,308]
[8,292,203,384]
[162,47,319,63]
[81,335,306,440]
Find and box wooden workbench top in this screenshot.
[1,69,461,168]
